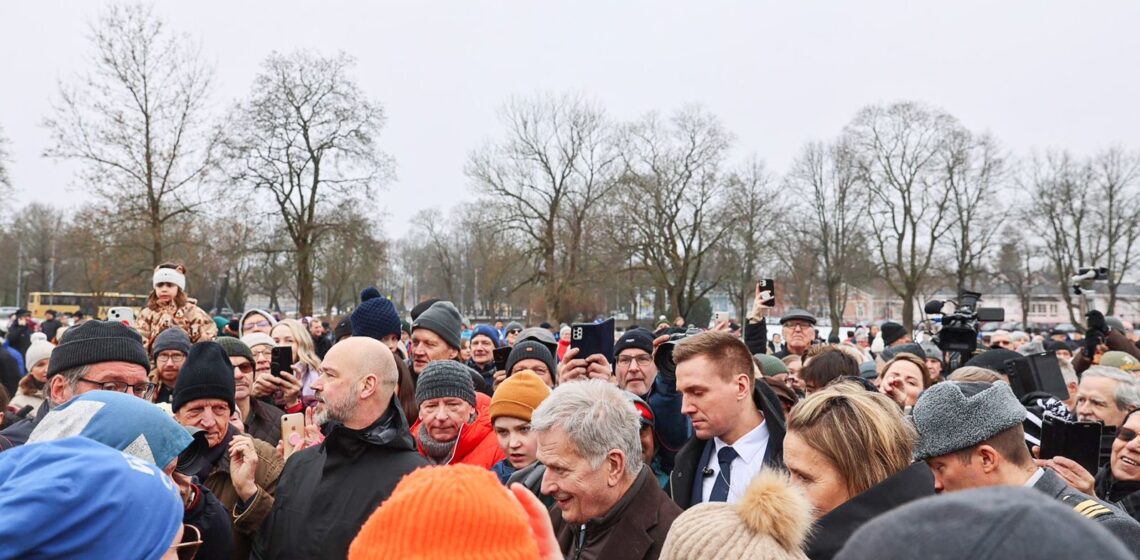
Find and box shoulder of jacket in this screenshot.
[1067,497,1116,521]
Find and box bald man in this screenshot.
[252,337,428,560]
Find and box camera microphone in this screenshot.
[702,467,715,477]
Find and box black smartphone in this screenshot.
[271,346,293,377]
[569,318,616,364]
[1040,415,1103,475]
[493,346,513,374]
[1004,351,1069,401]
[757,279,776,308]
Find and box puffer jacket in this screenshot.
[411,391,505,468]
[137,297,218,353]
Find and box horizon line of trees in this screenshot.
[2,5,1138,330]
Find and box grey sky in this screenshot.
[2,1,1138,233]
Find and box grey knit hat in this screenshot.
[412,301,464,351]
[151,328,191,360]
[505,341,558,376]
[48,320,151,377]
[215,336,254,364]
[415,360,476,410]
[504,321,524,334]
[912,381,1027,460]
[836,486,1134,560]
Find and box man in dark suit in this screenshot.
[667,331,786,509]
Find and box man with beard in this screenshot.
[251,337,426,560]
[152,327,191,404]
[412,360,504,468]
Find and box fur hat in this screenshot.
[912,381,1027,460]
[660,470,811,560]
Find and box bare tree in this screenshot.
[995,227,1039,328]
[845,102,958,331]
[411,207,463,302]
[1091,147,1140,314]
[718,157,782,320]
[942,130,1008,295]
[225,50,390,316]
[43,4,219,269]
[788,140,866,328]
[617,105,734,321]
[1023,151,1103,325]
[466,92,619,322]
[317,209,387,316]
[0,123,11,194]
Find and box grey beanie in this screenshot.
[836,486,1134,560]
[412,301,463,351]
[48,320,151,377]
[504,321,524,334]
[505,341,558,376]
[151,328,192,360]
[415,360,476,410]
[912,381,1026,460]
[215,336,254,364]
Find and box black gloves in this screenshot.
[1085,310,1107,356]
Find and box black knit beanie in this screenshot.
[47,320,151,377]
[173,341,237,412]
[880,321,907,346]
[505,341,558,376]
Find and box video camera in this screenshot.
[1071,266,1109,296]
[925,290,1005,357]
[654,327,704,383]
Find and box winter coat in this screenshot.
[185,480,236,560]
[467,359,498,389]
[243,398,285,446]
[0,347,21,398]
[1035,467,1140,550]
[1097,465,1140,523]
[1073,329,1140,375]
[644,370,690,473]
[669,381,786,510]
[553,466,682,560]
[8,391,45,418]
[805,462,935,560]
[0,400,50,451]
[137,297,218,353]
[4,321,32,359]
[199,426,283,560]
[251,396,428,560]
[411,391,505,468]
[39,318,62,342]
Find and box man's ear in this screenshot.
[358,374,378,400]
[977,445,1000,474]
[48,375,71,405]
[606,450,626,487]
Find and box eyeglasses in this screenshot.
[507,329,522,335]
[77,378,156,399]
[783,322,813,331]
[616,354,653,368]
[252,349,273,359]
[172,524,202,560]
[156,354,186,365]
[1117,428,1139,444]
[994,340,1012,347]
[513,366,551,377]
[234,363,254,374]
[244,320,271,330]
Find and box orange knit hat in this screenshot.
[348,464,541,560]
[489,371,551,423]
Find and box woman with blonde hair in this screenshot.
[250,319,322,411]
[783,382,934,560]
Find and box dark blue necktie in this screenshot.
[709,446,738,502]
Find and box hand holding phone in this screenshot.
[569,318,616,364]
[713,311,731,326]
[281,413,304,460]
[271,346,293,377]
[757,279,776,308]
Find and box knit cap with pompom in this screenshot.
[350,287,403,341]
[659,470,813,560]
[348,464,540,560]
[25,332,55,369]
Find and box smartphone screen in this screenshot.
[1040,416,1102,475]
[757,279,776,308]
[493,346,513,373]
[271,346,293,377]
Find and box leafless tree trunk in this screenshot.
[1091,147,1140,314]
[943,131,1008,295]
[995,229,1039,328]
[617,105,733,321]
[466,93,618,323]
[788,140,866,328]
[43,4,219,269]
[224,50,390,316]
[719,158,782,321]
[846,102,958,332]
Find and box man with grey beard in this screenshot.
[412,360,504,468]
[251,337,427,560]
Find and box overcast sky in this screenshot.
[2,1,1138,233]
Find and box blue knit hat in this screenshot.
[0,437,183,559]
[29,390,193,470]
[352,287,403,341]
[470,324,501,347]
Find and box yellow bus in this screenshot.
[27,292,149,319]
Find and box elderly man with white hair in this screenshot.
[534,379,682,560]
[1076,366,1140,429]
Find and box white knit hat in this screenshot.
[152,267,186,291]
[240,332,276,350]
[25,332,55,370]
[660,470,812,560]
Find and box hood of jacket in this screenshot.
[412,391,496,463]
[324,395,417,453]
[239,309,278,337]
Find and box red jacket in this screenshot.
[412,392,505,469]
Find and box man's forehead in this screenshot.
[87,361,147,379]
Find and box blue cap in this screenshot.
[0,437,183,559]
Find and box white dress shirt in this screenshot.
[701,420,770,503]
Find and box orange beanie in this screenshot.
[348,464,541,560]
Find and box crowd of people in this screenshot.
[2,266,1140,559]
